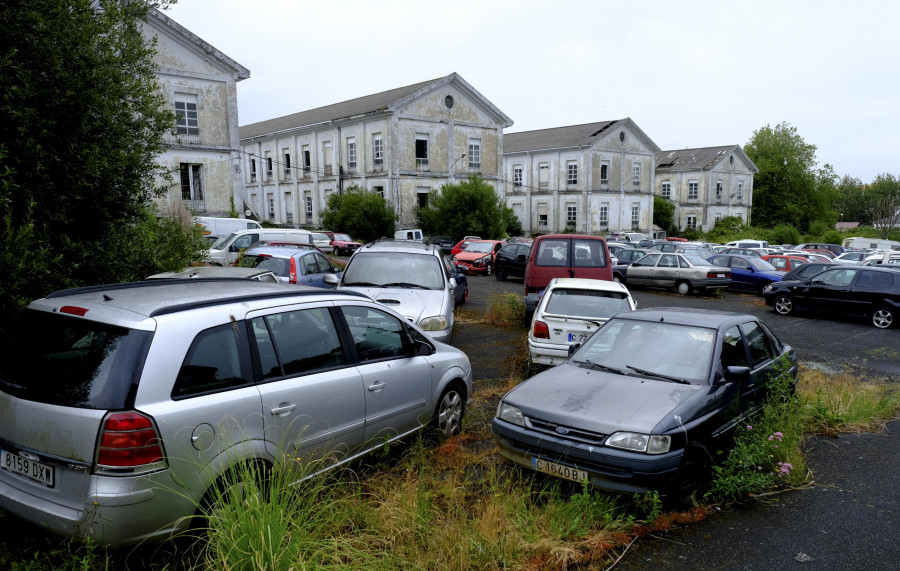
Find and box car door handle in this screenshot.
[368,381,385,392]
[270,404,297,415]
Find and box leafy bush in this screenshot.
[821,229,842,245]
[769,224,801,246]
[321,185,396,243]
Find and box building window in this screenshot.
[715,214,721,225]
[599,204,609,227]
[661,181,671,199]
[688,180,698,200]
[373,185,384,198]
[347,138,357,171]
[415,135,429,170]
[249,157,257,182]
[285,193,293,224]
[686,215,697,230]
[631,204,640,228]
[600,162,609,184]
[180,163,204,212]
[538,163,549,188]
[538,214,548,228]
[305,195,313,220]
[513,165,523,187]
[373,135,383,170]
[566,204,577,223]
[174,96,199,137]
[567,161,578,186]
[283,150,291,180]
[265,154,273,180]
[716,181,723,199]
[632,162,641,186]
[267,196,275,220]
[302,146,311,176]
[737,182,744,200]
[468,140,481,169]
[417,187,429,208]
[323,141,333,176]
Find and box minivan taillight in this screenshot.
[533,320,550,339]
[289,257,297,284]
[97,412,164,468]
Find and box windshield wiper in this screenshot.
[380,282,430,289]
[625,365,689,384]
[580,360,624,375]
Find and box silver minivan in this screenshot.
[207,228,314,265]
[325,240,459,344]
[0,280,472,545]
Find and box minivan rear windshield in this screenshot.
[0,311,152,409]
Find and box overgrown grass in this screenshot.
[4,365,900,570]
[483,292,525,327]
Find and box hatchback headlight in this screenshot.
[496,402,525,426]
[762,284,773,293]
[419,315,448,331]
[605,432,671,454]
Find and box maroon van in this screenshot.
[524,234,612,312]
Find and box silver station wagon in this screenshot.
[0,279,472,545]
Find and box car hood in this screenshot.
[503,363,703,434]
[339,286,447,323]
[454,251,491,262]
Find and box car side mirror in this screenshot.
[568,343,581,357]
[722,365,750,384]
[323,273,339,286]
[449,277,457,288]
[516,254,527,262]
[406,333,435,356]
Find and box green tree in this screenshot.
[416,175,516,239]
[321,185,396,243]
[0,0,193,332]
[833,175,870,225]
[653,195,675,236]
[744,122,832,231]
[867,173,900,239]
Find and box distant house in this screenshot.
[239,73,512,228]
[655,145,757,232]
[141,9,251,218]
[501,119,660,235]
[835,222,860,230]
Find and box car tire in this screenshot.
[485,263,492,276]
[333,247,340,256]
[675,281,692,295]
[613,273,623,284]
[495,267,506,281]
[196,459,272,528]
[757,282,770,296]
[460,288,469,305]
[668,443,711,508]
[872,306,894,329]
[430,383,465,439]
[774,295,794,315]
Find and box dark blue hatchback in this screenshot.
[708,254,785,294]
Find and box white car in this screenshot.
[311,232,332,250]
[528,278,637,367]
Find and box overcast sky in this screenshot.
[166,0,899,183]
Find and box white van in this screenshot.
[842,236,900,251]
[725,239,770,249]
[194,216,262,240]
[207,228,313,265]
[394,228,424,241]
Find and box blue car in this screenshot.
[443,255,469,305]
[238,243,342,288]
[708,254,785,294]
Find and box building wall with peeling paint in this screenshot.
[240,78,509,229]
[655,151,755,232]
[142,10,250,221]
[503,123,657,236]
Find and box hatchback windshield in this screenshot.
[464,242,494,254]
[342,252,445,289]
[749,258,778,272]
[237,254,291,277]
[684,255,711,266]
[333,234,353,241]
[211,232,236,249]
[544,289,631,319]
[573,318,715,384]
[0,311,152,408]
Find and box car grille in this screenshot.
[527,416,607,445]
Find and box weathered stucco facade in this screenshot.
[142,10,250,217]
[655,146,757,232]
[239,73,512,229]
[502,119,660,236]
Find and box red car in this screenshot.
[762,254,810,272]
[450,239,474,257]
[323,231,362,256]
[452,240,506,275]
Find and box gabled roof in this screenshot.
[239,72,512,140]
[148,9,250,81]
[656,145,758,173]
[504,118,661,154]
